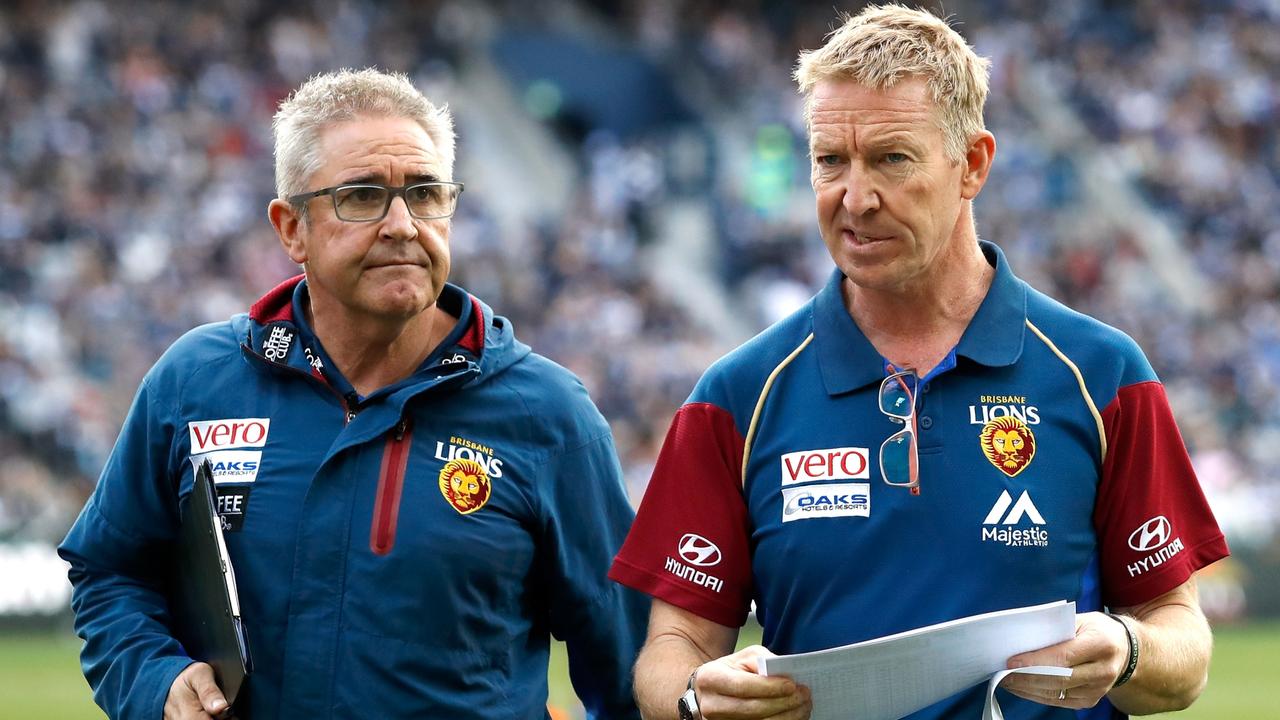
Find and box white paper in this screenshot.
[983,666,1072,720]
[757,600,1075,720]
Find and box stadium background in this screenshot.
[1,0,1277,716]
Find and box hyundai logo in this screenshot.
[677,533,722,567]
[1128,516,1172,552]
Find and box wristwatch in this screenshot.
[677,668,701,720]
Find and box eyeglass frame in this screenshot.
[878,369,920,492]
[287,180,465,222]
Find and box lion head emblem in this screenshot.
[979,416,1036,477]
[438,458,491,515]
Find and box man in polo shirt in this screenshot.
[609,6,1228,720]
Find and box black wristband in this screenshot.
[1107,613,1139,688]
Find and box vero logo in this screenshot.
[780,447,870,486]
[189,418,271,454]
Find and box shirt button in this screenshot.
[920,415,934,430]
[922,383,931,394]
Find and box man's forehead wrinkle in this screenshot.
[809,106,932,123]
[334,141,439,163]
[341,160,439,175]
[809,92,925,108]
[321,123,439,157]
[329,140,442,182]
[809,118,932,150]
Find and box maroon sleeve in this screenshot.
[1094,381,1229,607]
[608,402,753,627]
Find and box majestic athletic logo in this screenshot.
[438,458,492,515]
[981,490,1049,547]
[979,416,1036,477]
[1128,516,1171,552]
[983,490,1046,525]
[677,534,722,567]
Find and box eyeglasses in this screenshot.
[878,369,920,492]
[288,181,464,222]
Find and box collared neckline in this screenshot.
[812,240,1027,396]
[956,241,1027,368]
[286,280,480,403]
[812,268,888,396]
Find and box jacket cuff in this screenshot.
[143,656,197,720]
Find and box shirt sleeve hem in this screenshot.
[608,558,747,628]
[1105,534,1230,609]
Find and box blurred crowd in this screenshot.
[1,0,1276,561]
[0,0,722,541]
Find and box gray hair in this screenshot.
[272,68,456,202]
[794,4,990,162]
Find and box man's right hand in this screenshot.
[164,662,230,719]
[694,645,812,719]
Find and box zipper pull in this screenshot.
[393,418,409,441]
[344,392,360,424]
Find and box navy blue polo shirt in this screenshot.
[611,242,1227,720]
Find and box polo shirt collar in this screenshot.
[957,240,1027,368]
[812,268,887,396]
[812,240,1026,396]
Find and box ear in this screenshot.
[268,199,308,265]
[959,131,996,200]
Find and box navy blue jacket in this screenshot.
[60,276,646,719]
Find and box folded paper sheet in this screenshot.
[758,600,1075,720]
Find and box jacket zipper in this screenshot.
[370,418,412,556]
[245,342,420,554]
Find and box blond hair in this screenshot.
[272,68,456,202]
[794,4,990,162]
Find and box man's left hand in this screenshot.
[999,612,1127,709]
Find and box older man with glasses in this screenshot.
[60,68,646,719]
[609,6,1228,720]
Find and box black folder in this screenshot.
[170,459,251,704]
